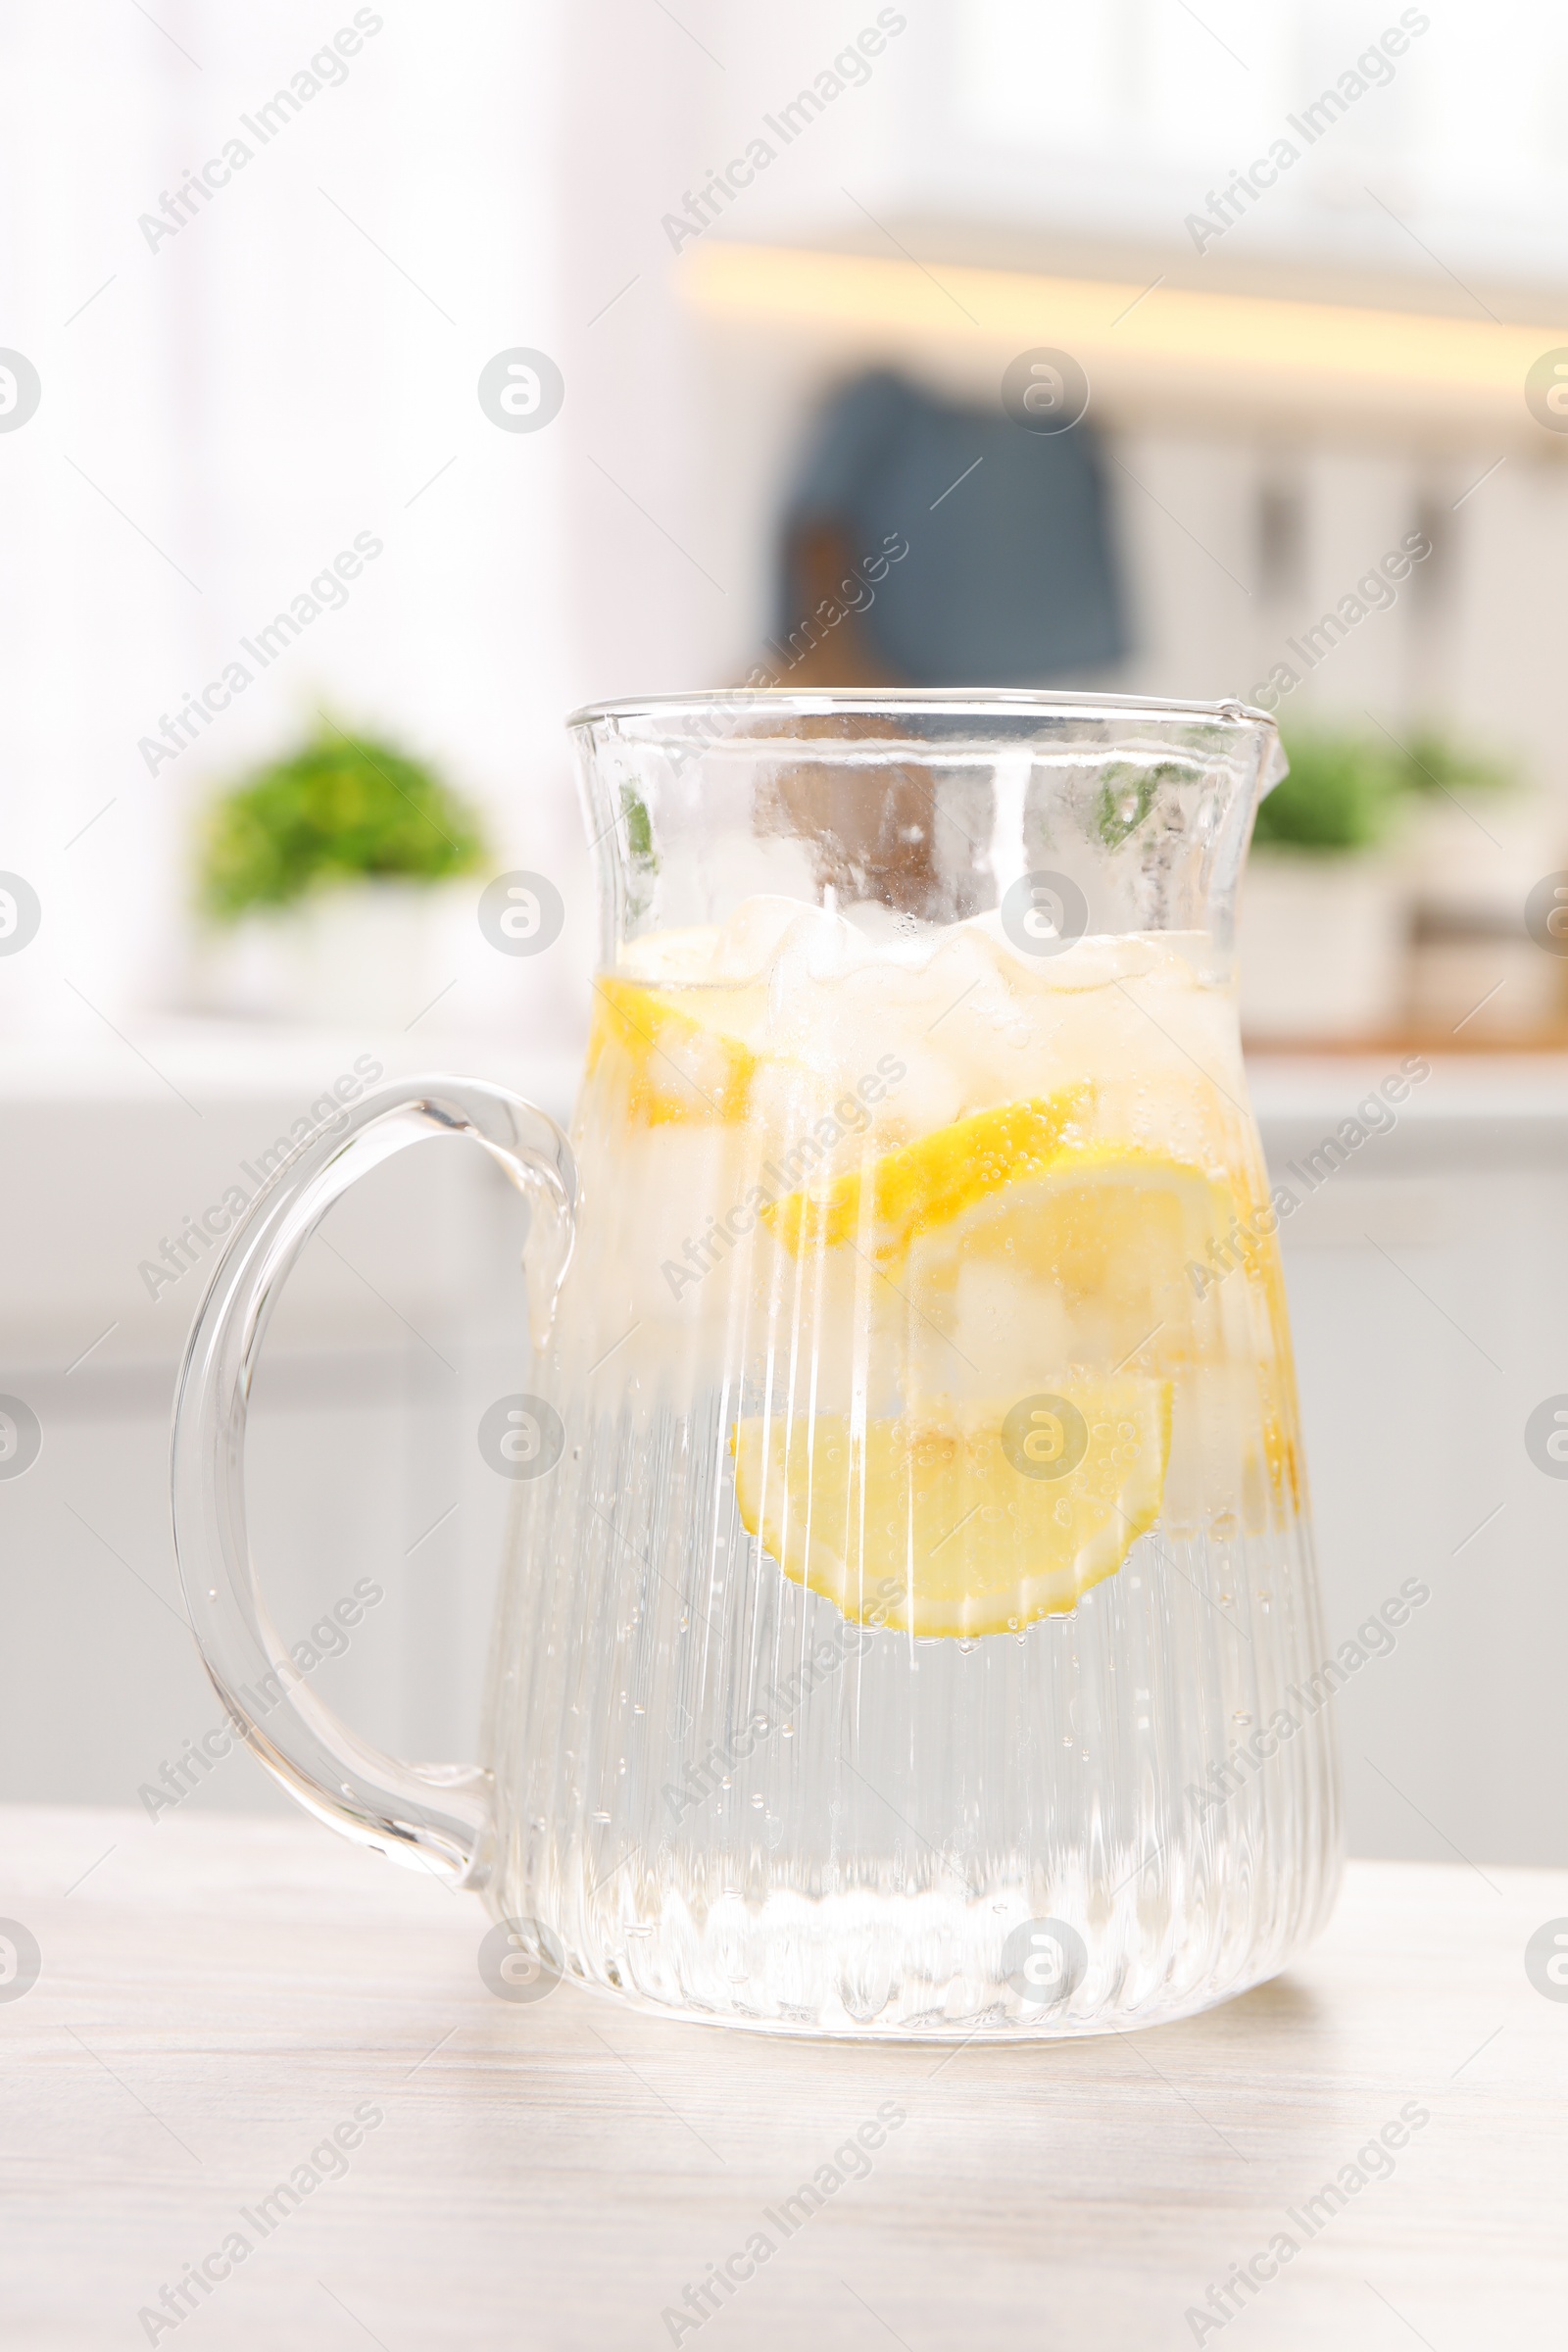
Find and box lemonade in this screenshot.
[567,896,1298,1638]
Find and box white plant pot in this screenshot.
[194,881,474,1029]
[1404,790,1562,920]
[1237,852,1406,1041]
[1402,795,1568,1035]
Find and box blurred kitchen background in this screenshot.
[2,0,1566,1864]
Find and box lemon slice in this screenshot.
[761,1086,1093,1264]
[731,1378,1171,1638]
[588,974,759,1126]
[968,1145,1227,1286]
[912,1144,1243,1375]
[760,1085,1250,1376]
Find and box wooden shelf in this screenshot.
[1245,1029,1568,1055]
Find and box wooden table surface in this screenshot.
[2,1806,1565,2350]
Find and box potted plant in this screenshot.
[193,722,490,1025]
[1238,731,1412,1040]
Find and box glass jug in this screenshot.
[172,690,1341,2039]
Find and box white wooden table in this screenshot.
[2,1806,1565,2349]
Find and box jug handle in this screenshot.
[170,1075,577,1890]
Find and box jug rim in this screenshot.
[565,687,1276,732]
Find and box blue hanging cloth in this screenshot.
[774,368,1129,685]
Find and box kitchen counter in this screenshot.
[2,1805,1564,2348]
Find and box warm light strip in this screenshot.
[682,242,1566,421]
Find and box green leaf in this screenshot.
[1255,727,1518,856]
[196,722,490,922]
[619,784,656,866]
[1253,734,1405,854]
[1394,729,1512,800]
[1095,760,1182,849]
